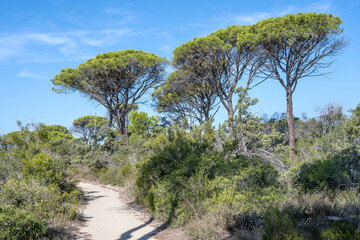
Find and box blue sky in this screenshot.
[0,0,359,134]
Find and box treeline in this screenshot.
[1,12,359,240]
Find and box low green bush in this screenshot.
[135,127,282,239]
[263,208,303,240]
[296,147,360,191]
[321,222,360,240]
[0,205,49,240]
[22,153,64,186]
[0,179,81,224]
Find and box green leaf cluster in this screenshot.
[346,104,360,142]
[245,13,343,47]
[0,204,49,240]
[52,50,167,94]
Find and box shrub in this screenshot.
[263,208,303,240]
[99,167,127,186]
[22,153,64,186]
[135,126,281,239]
[0,179,81,224]
[0,205,49,240]
[321,222,360,240]
[296,147,360,191]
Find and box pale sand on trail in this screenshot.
[76,182,159,240]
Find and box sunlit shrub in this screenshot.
[0,205,49,240]
[0,179,81,224]
[321,222,360,240]
[22,153,64,186]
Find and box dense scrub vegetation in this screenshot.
[3,102,358,239]
[1,12,357,240]
[0,123,81,239]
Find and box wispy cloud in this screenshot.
[235,12,272,24]
[130,27,161,36]
[161,44,172,54]
[210,2,335,28]
[211,7,293,26]
[81,28,131,46]
[103,9,139,26]
[0,48,19,61]
[16,70,49,80]
[0,32,77,61]
[0,27,132,62]
[18,55,93,63]
[307,1,334,12]
[26,33,73,45]
[279,6,296,15]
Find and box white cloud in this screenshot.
[307,1,334,12]
[103,9,139,26]
[82,38,105,47]
[18,55,92,63]
[234,12,272,24]
[0,48,20,61]
[0,27,132,62]
[101,29,130,35]
[81,28,131,46]
[279,6,296,16]
[16,70,49,80]
[211,7,293,26]
[130,27,161,36]
[26,33,72,45]
[210,2,335,28]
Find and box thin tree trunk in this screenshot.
[227,107,234,134]
[286,90,295,157]
[108,112,113,129]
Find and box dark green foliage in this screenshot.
[128,111,161,137]
[321,222,360,240]
[71,115,109,146]
[346,104,360,143]
[152,69,218,125]
[136,127,280,225]
[297,147,360,191]
[0,179,81,222]
[0,205,49,240]
[0,122,81,238]
[51,49,167,135]
[258,189,360,239]
[263,208,303,240]
[22,153,64,186]
[1,123,74,157]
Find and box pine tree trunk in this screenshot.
[115,115,125,136]
[286,90,295,157]
[228,110,234,134]
[108,112,113,129]
[227,101,234,134]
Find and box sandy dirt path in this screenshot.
[76,182,158,240]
